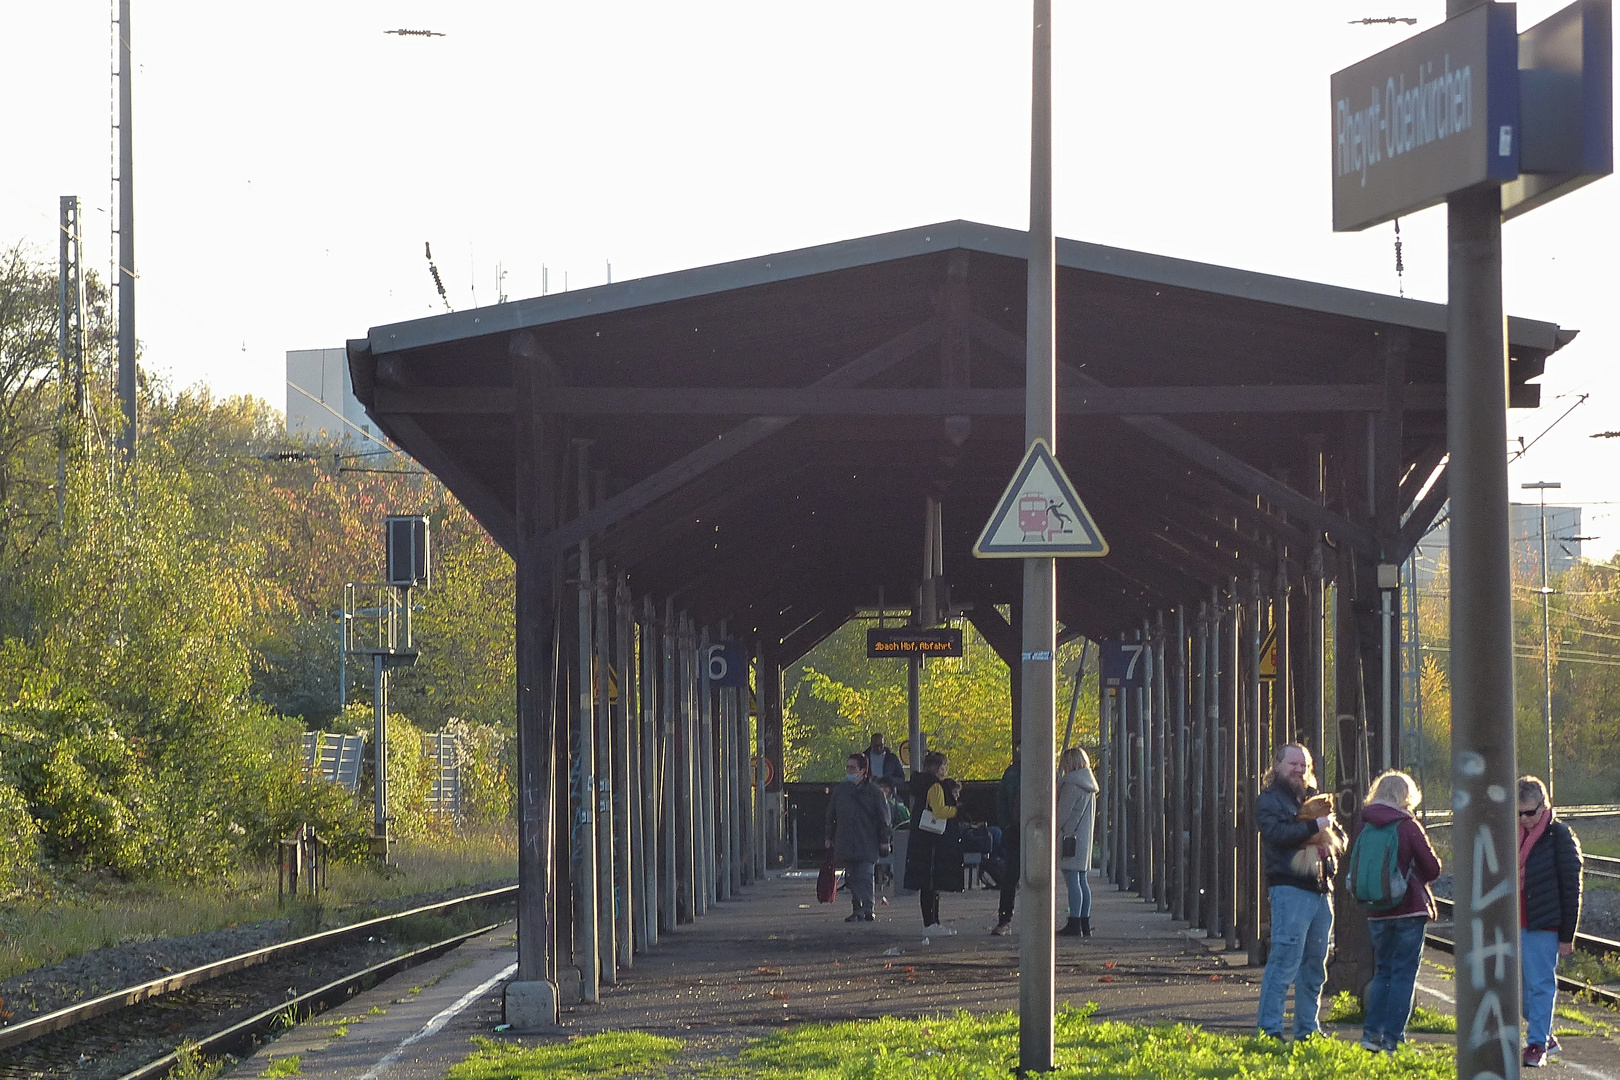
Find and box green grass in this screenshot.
[1562,948,1620,986]
[446,1032,682,1079]
[165,1043,228,1080]
[1324,991,1455,1034]
[451,1007,1454,1079]
[0,828,516,980]
[259,1056,302,1077]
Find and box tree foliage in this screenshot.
[783,620,1097,782]
[0,242,515,884]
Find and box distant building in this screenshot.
[1413,503,1583,584]
[285,348,391,452]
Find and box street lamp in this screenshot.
[1522,481,1560,799]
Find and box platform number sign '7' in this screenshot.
[1099,641,1148,689]
[707,640,749,688]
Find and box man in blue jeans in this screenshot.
[1254,743,1338,1041]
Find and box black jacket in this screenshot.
[902,773,964,893]
[1522,816,1583,942]
[1256,778,1332,893]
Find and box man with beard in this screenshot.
[1255,743,1338,1041]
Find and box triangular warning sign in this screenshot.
[972,439,1108,558]
[1259,625,1278,680]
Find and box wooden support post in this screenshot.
[1274,555,1292,749]
[593,558,615,985]
[1148,619,1164,910]
[1188,603,1207,929]
[510,350,560,1026]
[641,597,660,948]
[671,607,692,923]
[1246,569,1264,966]
[614,579,636,967]
[1203,596,1220,936]
[1222,584,1240,951]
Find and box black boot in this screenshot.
[1056,917,1082,937]
[1079,916,1092,938]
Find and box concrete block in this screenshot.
[504,980,561,1032]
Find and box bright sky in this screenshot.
[2,2,1617,558]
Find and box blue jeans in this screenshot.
[1521,929,1560,1048]
[1364,916,1427,1048]
[1256,885,1334,1039]
[1062,869,1092,918]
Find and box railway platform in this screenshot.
[227,873,1620,1078]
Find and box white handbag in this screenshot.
[917,808,947,835]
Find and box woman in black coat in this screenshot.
[1517,775,1583,1068]
[903,751,963,935]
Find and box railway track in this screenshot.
[0,885,517,1080]
[1429,897,1620,1009]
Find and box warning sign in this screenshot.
[1259,626,1278,681]
[972,440,1107,558]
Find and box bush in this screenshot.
[444,718,514,826]
[0,779,38,894]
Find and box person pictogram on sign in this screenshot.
[1020,494,1075,541]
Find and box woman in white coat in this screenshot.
[1055,746,1099,937]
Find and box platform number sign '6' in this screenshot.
[1099,641,1148,689]
[707,640,749,688]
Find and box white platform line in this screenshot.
[357,961,517,1080]
[1415,980,1455,1005]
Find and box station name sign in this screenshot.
[867,628,964,658]
[1331,2,1520,231]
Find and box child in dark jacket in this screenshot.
[1356,770,1441,1053]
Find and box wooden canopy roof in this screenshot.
[346,219,1573,653]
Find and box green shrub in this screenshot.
[0,779,38,893]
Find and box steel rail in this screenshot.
[1430,897,1620,1009]
[0,884,516,1052]
[115,918,508,1080]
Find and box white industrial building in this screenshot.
[285,348,391,452]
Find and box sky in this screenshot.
[2,1,1617,559]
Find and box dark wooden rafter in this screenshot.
[970,314,1382,553]
[534,317,944,560]
[372,383,1436,416]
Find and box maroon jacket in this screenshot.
[1357,802,1442,920]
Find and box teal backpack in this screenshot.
[1348,820,1408,911]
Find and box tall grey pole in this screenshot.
[1018,1,1057,1070]
[1446,141,1521,1080]
[1524,480,1559,799]
[662,601,679,929]
[373,653,387,856]
[116,0,136,464]
[642,597,661,946]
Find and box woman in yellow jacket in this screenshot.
[902,751,964,935]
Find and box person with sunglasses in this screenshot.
[1517,775,1584,1068]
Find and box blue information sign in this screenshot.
[1099,641,1149,689]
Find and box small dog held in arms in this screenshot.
[1289,793,1346,879]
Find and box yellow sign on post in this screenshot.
[1259,625,1279,680]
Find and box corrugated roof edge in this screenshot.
[363,219,1569,356]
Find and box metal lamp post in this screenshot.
[1523,480,1560,799]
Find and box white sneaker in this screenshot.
[927,924,957,936]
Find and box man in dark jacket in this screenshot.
[1518,775,1583,1067]
[864,732,907,789]
[991,749,1021,935]
[826,753,892,922]
[1254,743,1337,1041]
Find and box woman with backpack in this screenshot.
[1055,746,1099,937]
[1351,769,1441,1054]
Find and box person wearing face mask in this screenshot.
[824,752,892,923]
[1254,742,1338,1042]
[1517,775,1583,1068]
